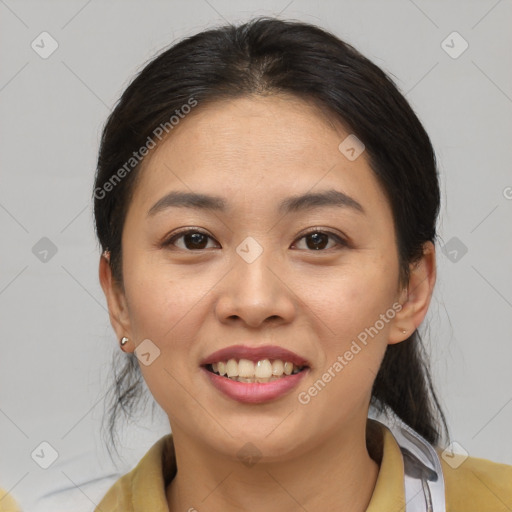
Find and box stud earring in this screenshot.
[120,336,129,350]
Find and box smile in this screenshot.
[206,358,307,383]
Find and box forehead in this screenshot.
[131,94,391,220]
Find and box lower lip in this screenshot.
[201,366,309,404]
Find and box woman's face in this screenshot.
[105,94,414,459]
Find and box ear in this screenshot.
[388,241,436,345]
[99,251,134,350]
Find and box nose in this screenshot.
[214,243,296,329]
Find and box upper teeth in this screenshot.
[211,359,302,379]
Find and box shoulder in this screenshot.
[94,434,174,512]
[0,488,21,512]
[93,472,134,512]
[440,452,512,511]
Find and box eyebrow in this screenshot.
[147,188,365,217]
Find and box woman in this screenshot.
[93,17,512,511]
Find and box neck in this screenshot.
[166,417,380,512]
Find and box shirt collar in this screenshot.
[366,418,407,511]
[131,418,406,511]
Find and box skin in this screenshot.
[99,94,436,512]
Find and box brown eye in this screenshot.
[293,230,347,251]
[162,228,347,252]
[163,229,219,250]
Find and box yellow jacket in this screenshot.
[95,420,512,511]
[0,489,21,512]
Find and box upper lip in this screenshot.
[201,344,310,367]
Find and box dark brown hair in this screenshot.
[93,16,448,459]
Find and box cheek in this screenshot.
[123,249,205,338]
[122,251,214,409]
[295,265,395,429]
[304,255,398,346]
[299,254,398,411]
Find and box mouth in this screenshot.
[200,344,311,403]
[203,358,308,383]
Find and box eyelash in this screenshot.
[161,227,348,252]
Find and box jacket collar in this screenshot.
[130,418,406,511]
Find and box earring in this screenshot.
[120,336,129,350]
[402,329,407,334]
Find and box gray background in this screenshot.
[1,0,511,510]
